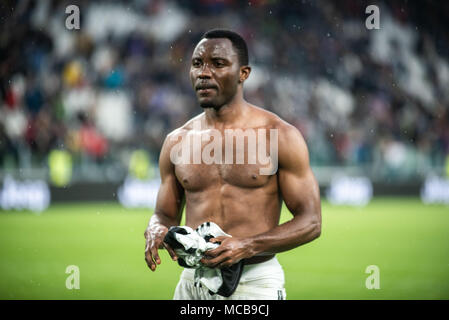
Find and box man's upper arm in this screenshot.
[277,123,321,225]
[154,133,185,225]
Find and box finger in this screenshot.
[151,244,161,265]
[201,254,230,268]
[163,242,178,261]
[209,236,229,244]
[144,239,150,252]
[203,245,226,258]
[145,249,156,271]
[217,260,234,269]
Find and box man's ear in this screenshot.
[239,66,251,83]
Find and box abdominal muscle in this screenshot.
[183,181,282,239]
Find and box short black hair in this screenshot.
[201,29,249,66]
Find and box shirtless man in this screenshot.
[144,29,321,300]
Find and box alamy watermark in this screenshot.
[65,265,80,290]
[365,265,380,289]
[169,120,278,175]
[65,5,80,30]
[365,5,380,30]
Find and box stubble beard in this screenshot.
[199,100,220,110]
[199,91,235,111]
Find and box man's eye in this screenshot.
[192,61,201,67]
[215,61,225,67]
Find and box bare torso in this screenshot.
[173,105,281,238]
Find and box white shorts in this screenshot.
[173,257,286,300]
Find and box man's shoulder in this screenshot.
[250,104,300,135]
[160,114,205,157]
[166,113,205,139]
[249,105,308,160]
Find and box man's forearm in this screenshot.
[147,211,178,232]
[248,215,321,256]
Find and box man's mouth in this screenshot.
[196,84,217,92]
[196,88,216,97]
[197,88,215,95]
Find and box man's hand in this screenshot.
[200,236,254,269]
[144,225,178,272]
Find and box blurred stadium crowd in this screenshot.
[1,0,448,183]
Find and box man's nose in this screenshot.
[198,63,212,78]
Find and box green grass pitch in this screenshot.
[0,198,448,299]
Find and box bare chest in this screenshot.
[175,163,274,191]
[171,126,278,190]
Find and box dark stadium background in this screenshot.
[0,0,448,300]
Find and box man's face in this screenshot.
[190,38,242,109]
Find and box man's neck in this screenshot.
[204,91,247,127]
